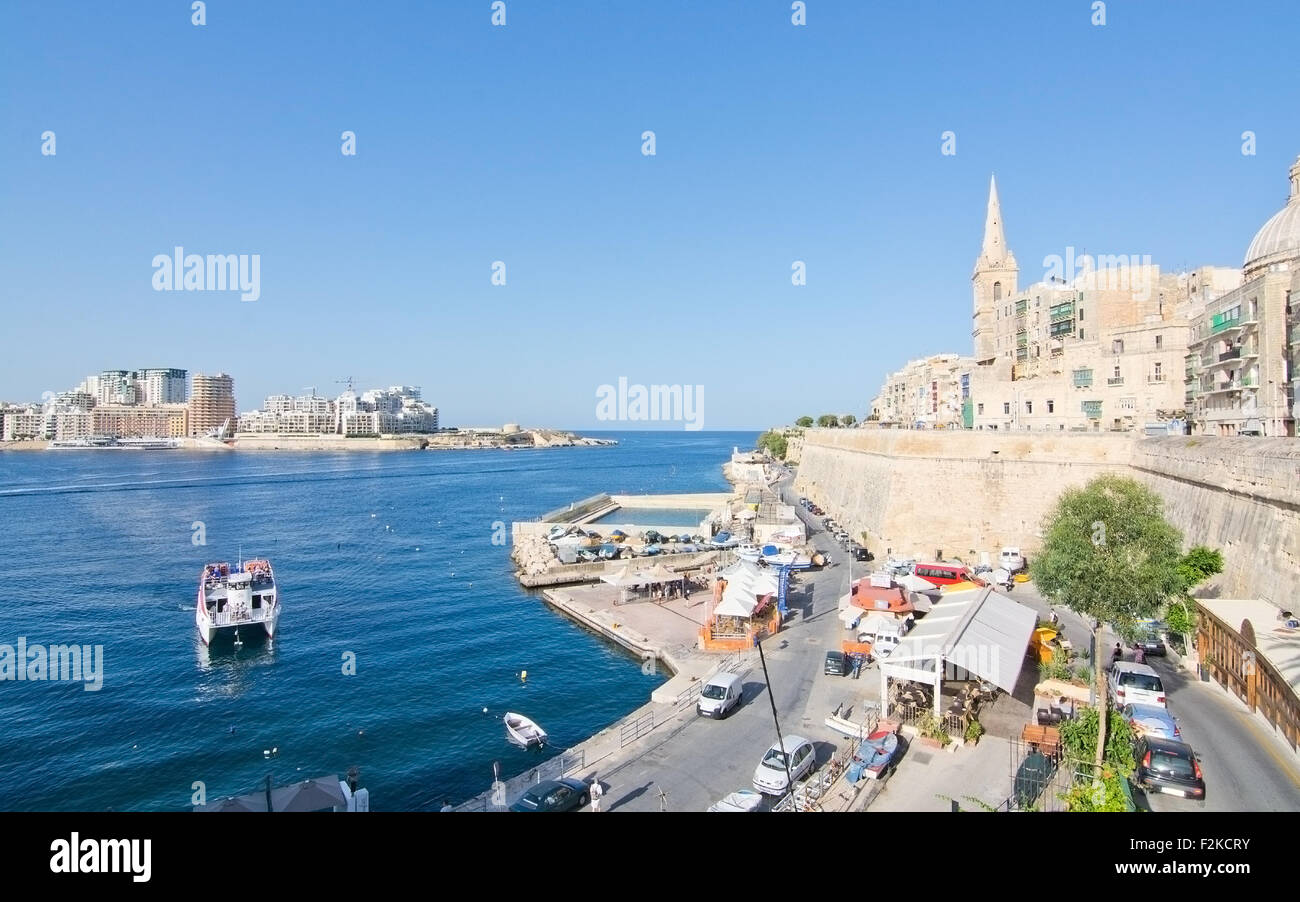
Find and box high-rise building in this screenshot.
[137,368,188,405]
[189,373,236,437]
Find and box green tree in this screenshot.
[816,414,839,428]
[1058,707,1136,812]
[1163,546,1220,643]
[1030,475,1184,767]
[755,430,787,459]
[795,416,814,428]
[840,414,857,427]
[1176,545,1223,595]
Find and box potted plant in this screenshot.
[964,719,985,746]
[915,710,950,749]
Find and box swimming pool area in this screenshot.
[592,507,713,528]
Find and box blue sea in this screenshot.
[0,430,755,811]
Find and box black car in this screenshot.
[509,778,591,812]
[1133,736,1205,800]
[851,545,870,561]
[824,650,847,676]
[1135,634,1166,656]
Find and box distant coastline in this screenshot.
[0,429,616,453]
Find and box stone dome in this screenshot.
[1243,155,1300,279]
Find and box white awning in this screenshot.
[881,586,1037,693]
[715,583,759,618]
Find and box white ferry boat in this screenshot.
[49,435,181,450]
[197,558,280,644]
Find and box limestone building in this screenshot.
[967,178,1240,432]
[869,353,975,429]
[1186,155,1300,437]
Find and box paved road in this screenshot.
[600,469,1300,811]
[1006,582,1300,811]
[601,484,862,811]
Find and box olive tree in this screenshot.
[1030,475,1184,767]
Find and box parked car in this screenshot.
[1109,662,1167,708]
[1122,703,1181,740]
[509,778,591,812]
[697,671,744,718]
[851,545,870,561]
[1135,633,1167,656]
[752,735,816,795]
[1133,735,1205,800]
[824,650,847,676]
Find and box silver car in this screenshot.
[753,735,816,795]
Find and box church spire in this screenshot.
[978,174,1015,268]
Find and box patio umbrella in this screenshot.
[269,776,347,812]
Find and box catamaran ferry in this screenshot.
[197,559,280,645]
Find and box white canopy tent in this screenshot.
[600,564,643,587]
[878,586,1038,716]
[715,582,759,618]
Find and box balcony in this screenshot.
[1015,300,1029,316]
[1072,369,1094,388]
[1218,347,1242,363]
[1205,377,1258,394]
[1107,377,1125,386]
[1049,302,1076,323]
[1147,374,1166,384]
[1081,401,1103,419]
[1049,320,1074,338]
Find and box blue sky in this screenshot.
[2,0,1297,430]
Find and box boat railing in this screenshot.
[210,606,273,627]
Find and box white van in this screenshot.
[858,614,912,660]
[1000,547,1025,572]
[697,672,744,718]
[1109,662,1166,708]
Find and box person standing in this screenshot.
[589,775,604,812]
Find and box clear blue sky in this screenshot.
[2,1,1296,429]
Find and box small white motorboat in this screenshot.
[504,712,547,748]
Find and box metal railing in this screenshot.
[454,748,588,811]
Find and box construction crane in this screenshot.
[302,386,317,398]
[335,377,356,393]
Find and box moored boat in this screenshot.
[504,712,547,748]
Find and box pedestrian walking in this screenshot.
[589,775,604,812]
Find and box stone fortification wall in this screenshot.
[796,429,1299,603]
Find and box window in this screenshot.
[1112,339,1125,354]
[1079,329,1085,340]
[1078,308,1084,321]
[993,281,1002,301]
[1155,334,1163,350]
[1047,400,1055,413]
[1025,401,1033,414]
[1113,366,1121,379]
[1154,362,1163,378]
[1003,402,1011,415]
[977,403,984,415]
